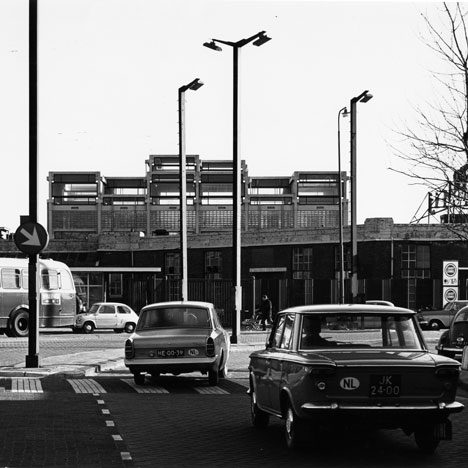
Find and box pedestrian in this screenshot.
[259,294,273,331]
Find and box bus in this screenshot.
[0,257,77,337]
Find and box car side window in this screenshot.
[269,314,286,348]
[117,306,130,314]
[100,305,115,314]
[279,314,294,349]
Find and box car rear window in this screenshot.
[299,314,422,350]
[137,307,211,330]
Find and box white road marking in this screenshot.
[67,379,107,394]
[121,378,169,394]
[194,385,229,395]
[11,378,43,393]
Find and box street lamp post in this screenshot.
[337,106,348,304]
[203,31,271,343]
[350,90,373,303]
[178,78,204,302]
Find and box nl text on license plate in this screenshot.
[369,374,401,397]
[156,349,184,358]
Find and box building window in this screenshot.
[165,253,181,276]
[401,245,431,279]
[292,247,313,279]
[109,274,123,297]
[205,251,222,279]
[334,245,351,273]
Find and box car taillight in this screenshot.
[435,367,459,379]
[125,339,134,359]
[206,337,215,357]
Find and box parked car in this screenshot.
[417,301,468,330]
[248,304,464,453]
[436,305,468,359]
[365,300,394,306]
[124,301,230,386]
[74,302,139,334]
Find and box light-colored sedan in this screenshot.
[74,302,139,334]
[124,301,230,386]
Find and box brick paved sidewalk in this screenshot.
[0,393,134,468]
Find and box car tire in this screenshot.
[250,387,269,428]
[125,322,136,333]
[9,309,29,337]
[82,322,95,334]
[208,368,219,386]
[414,426,440,454]
[150,372,160,380]
[219,352,228,378]
[285,401,306,449]
[134,373,145,385]
[429,320,443,330]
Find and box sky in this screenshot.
[0,0,451,232]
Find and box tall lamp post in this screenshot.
[350,90,373,303]
[337,106,348,304]
[179,78,204,302]
[203,31,271,343]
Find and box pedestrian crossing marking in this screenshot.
[11,378,43,393]
[67,379,107,394]
[121,378,169,394]
[194,385,229,395]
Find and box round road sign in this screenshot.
[14,222,49,255]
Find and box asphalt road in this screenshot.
[0,329,467,468]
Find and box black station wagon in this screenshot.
[248,304,464,453]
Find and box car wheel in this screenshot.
[150,372,160,380]
[82,322,94,334]
[134,373,145,385]
[429,320,443,330]
[9,309,29,337]
[208,368,219,386]
[285,401,306,449]
[219,352,228,378]
[250,387,269,428]
[125,322,136,333]
[414,426,440,454]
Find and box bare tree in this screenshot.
[392,2,468,227]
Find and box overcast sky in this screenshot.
[0,0,449,232]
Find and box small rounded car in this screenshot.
[437,305,468,359]
[249,304,464,453]
[74,302,139,334]
[124,301,230,386]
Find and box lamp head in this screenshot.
[360,92,373,103]
[342,107,349,118]
[188,79,204,91]
[203,40,222,51]
[253,31,272,47]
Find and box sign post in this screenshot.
[14,222,49,368]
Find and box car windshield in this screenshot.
[137,306,211,330]
[88,304,100,314]
[299,313,423,350]
[454,309,468,323]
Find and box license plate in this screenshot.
[369,374,401,397]
[156,349,184,358]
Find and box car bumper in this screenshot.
[300,401,464,425]
[124,356,218,374]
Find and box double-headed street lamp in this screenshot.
[337,106,348,304]
[203,31,271,344]
[179,78,204,302]
[350,90,373,303]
